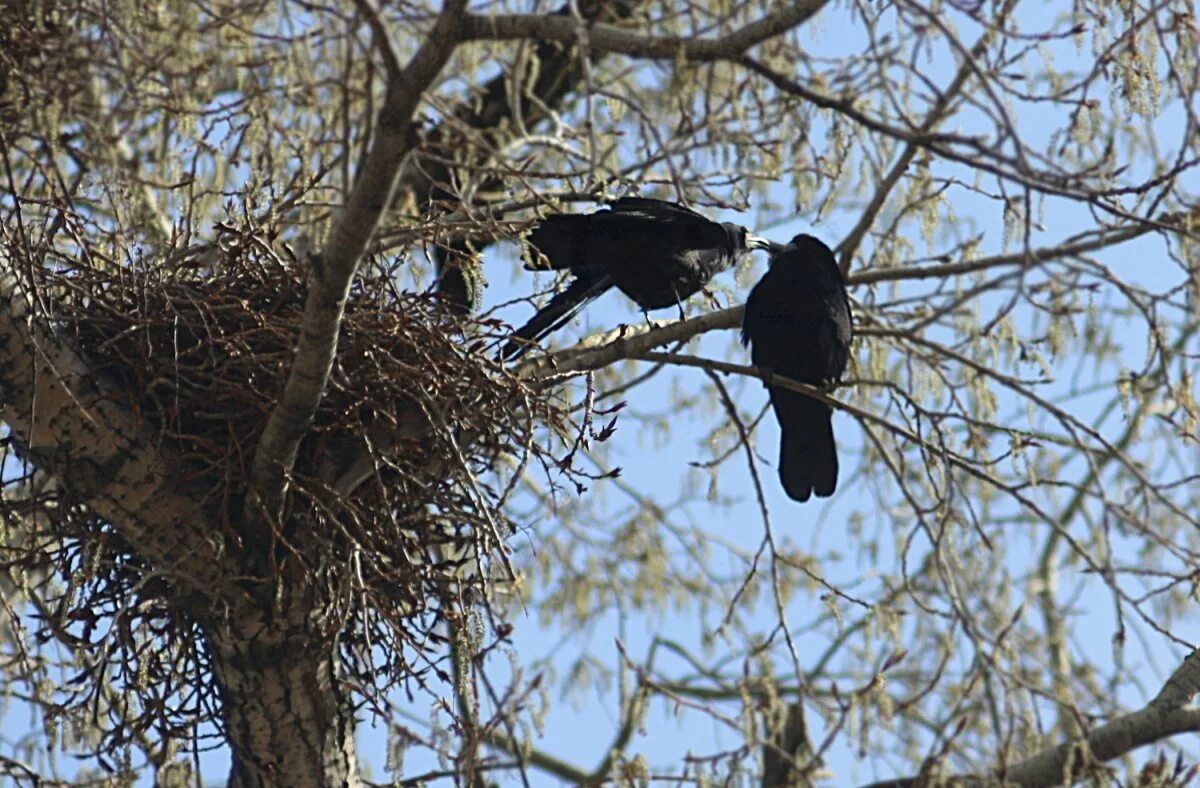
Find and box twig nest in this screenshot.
[23,221,588,702]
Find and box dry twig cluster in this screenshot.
[0,220,594,753]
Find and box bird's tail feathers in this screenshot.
[771,389,837,502]
[499,276,611,360]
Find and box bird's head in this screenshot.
[769,234,842,278]
[783,234,836,258]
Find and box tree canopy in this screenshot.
[1,0,1199,785]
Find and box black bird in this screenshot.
[742,234,852,502]
[502,197,774,358]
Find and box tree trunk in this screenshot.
[208,602,358,788]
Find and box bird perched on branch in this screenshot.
[501,197,775,359]
[742,234,852,503]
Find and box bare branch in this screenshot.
[835,0,1019,273]
[461,2,827,60]
[737,56,1200,231]
[521,306,742,380]
[351,0,403,78]
[852,220,1160,284]
[248,0,468,517]
[861,650,1200,788]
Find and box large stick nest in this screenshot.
[2,221,594,744]
[43,221,580,579]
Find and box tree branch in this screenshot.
[411,0,646,309]
[851,220,1158,285]
[248,0,468,518]
[461,2,827,60]
[351,0,403,79]
[520,306,742,381]
[860,650,1200,788]
[516,208,1188,376]
[738,56,1200,235]
[835,0,1019,274]
[762,700,813,788]
[0,274,228,592]
[480,729,591,784]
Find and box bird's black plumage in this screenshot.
[502,197,771,358]
[742,234,852,503]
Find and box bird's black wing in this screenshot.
[525,199,731,274]
[522,200,707,273]
[606,198,732,247]
[743,264,848,381]
[740,279,765,349]
[513,198,747,357]
[605,197,711,222]
[499,274,613,360]
[523,214,591,272]
[741,271,823,356]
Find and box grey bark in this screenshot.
[210,600,358,788]
[248,0,469,524]
[0,273,226,591]
[762,701,813,788]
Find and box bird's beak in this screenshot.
[748,236,790,256]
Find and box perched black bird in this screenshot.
[502,197,774,358]
[742,235,852,502]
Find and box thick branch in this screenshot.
[521,306,742,380]
[861,650,1200,788]
[411,0,646,308]
[248,0,467,515]
[0,274,227,591]
[461,2,826,60]
[1003,706,1200,786]
[762,701,813,788]
[210,605,358,787]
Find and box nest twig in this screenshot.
[1,219,596,757]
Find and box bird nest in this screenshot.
[3,221,594,740]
